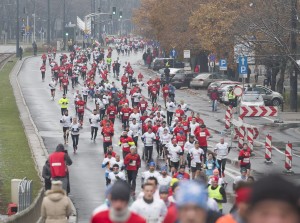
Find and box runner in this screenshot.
[40,63,46,82]
[58,94,69,116]
[214,137,230,178]
[49,77,56,100]
[89,109,100,142]
[70,117,81,153]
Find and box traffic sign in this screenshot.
[233,86,243,96]
[238,56,248,78]
[219,59,227,71]
[169,48,177,58]
[183,50,190,59]
[209,53,216,62]
[239,106,278,118]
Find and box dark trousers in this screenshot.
[133,136,138,147]
[83,95,88,103]
[122,151,130,159]
[41,72,45,80]
[71,134,79,148]
[103,142,112,154]
[145,146,153,162]
[151,96,157,104]
[127,170,138,192]
[167,111,174,126]
[100,109,106,120]
[217,159,227,176]
[91,127,98,140]
[200,146,208,163]
[122,119,129,130]
[61,108,67,116]
[63,86,68,95]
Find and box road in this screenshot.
[17,50,300,222]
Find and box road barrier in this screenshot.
[284,143,293,173]
[247,127,254,151]
[238,126,245,149]
[225,106,233,129]
[265,135,272,163]
[18,178,33,212]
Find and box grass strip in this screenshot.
[0,58,41,213]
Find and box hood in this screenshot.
[45,190,66,202]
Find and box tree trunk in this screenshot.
[276,60,286,94]
[271,67,279,91]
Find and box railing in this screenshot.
[18,178,33,212]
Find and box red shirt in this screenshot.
[195,129,210,147]
[138,100,148,111]
[120,136,134,153]
[239,148,251,166]
[173,126,184,136]
[147,80,154,88]
[121,76,128,86]
[176,135,186,149]
[106,106,117,119]
[91,209,146,223]
[138,73,144,79]
[162,85,169,97]
[76,100,85,113]
[121,108,132,120]
[40,65,46,72]
[151,86,158,97]
[163,204,177,223]
[102,126,114,142]
[62,78,69,86]
[175,109,184,121]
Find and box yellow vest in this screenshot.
[208,185,223,210]
[59,98,69,108]
[227,91,235,100]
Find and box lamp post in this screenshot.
[47,0,50,44]
[63,0,66,50]
[16,0,20,57]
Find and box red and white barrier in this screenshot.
[238,126,245,149]
[225,106,233,129]
[247,128,254,151]
[284,143,293,172]
[240,106,278,118]
[265,135,272,163]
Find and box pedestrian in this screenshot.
[205,152,219,178]
[130,182,167,222]
[49,77,56,100]
[210,87,219,112]
[101,121,114,154]
[246,175,300,223]
[41,181,73,223]
[238,143,252,176]
[102,151,116,186]
[189,141,205,179]
[70,117,81,153]
[254,65,259,83]
[233,168,248,190]
[40,63,46,82]
[19,46,23,60]
[32,41,38,56]
[194,124,210,163]
[166,98,175,126]
[119,131,135,159]
[42,160,51,191]
[141,162,160,184]
[48,144,72,191]
[91,181,146,223]
[124,146,141,196]
[108,164,126,185]
[157,166,172,187]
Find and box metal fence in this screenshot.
[18,178,32,212]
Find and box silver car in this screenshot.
[244,85,283,106]
[190,72,228,89]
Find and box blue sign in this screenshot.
[209,54,216,62]
[219,59,227,71]
[169,48,177,58]
[84,34,89,39]
[238,56,248,78]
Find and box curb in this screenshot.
[8,56,77,222]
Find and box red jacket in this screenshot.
[62,78,69,86]
[239,148,251,166]
[124,153,141,171]
[49,152,66,178]
[175,109,184,122]
[119,136,134,153]
[138,100,148,111]
[121,76,128,86]
[195,129,210,147]
[40,65,46,72]
[162,85,169,97]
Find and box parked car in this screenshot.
[169,72,198,89]
[219,84,243,104]
[240,93,265,107]
[207,81,241,97]
[190,72,229,89]
[158,68,184,76]
[244,84,283,106]
[152,58,184,71]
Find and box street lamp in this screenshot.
[16,0,20,57]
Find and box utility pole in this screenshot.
[63,0,66,50]
[47,0,50,44]
[16,0,20,57]
[290,0,298,111]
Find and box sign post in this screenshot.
[169,48,177,68]
[238,56,248,88]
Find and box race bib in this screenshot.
[141,104,145,107]
[124,113,129,116]
[164,90,169,93]
[207,163,213,169]
[105,137,111,141]
[110,112,114,115]
[79,106,84,110]
[176,113,180,117]
[243,158,250,163]
[178,141,184,146]
[199,132,206,137]
[123,143,129,147]
[129,160,136,166]
[183,126,188,130]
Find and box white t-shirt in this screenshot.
[129,123,139,137]
[189,122,199,136]
[184,141,195,154]
[214,142,229,160]
[130,198,167,223]
[189,147,204,167]
[157,126,170,138]
[129,113,141,123]
[60,115,72,128]
[108,171,126,184]
[166,102,176,112]
[142,132,156,146]
[157,175,172,186]
[142,170,160,181]
[90,114,100,127]
[110,160,125,170]
[160,134,172,145]
[102,157,116,174]
[167,144,182,162]
[233,175,248,185]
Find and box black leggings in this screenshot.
[63,86,68,95]
[167,111,174,126]
[100,109,106,120]
[127,170,137,192]
[145,146,153,162]
[217,159,227,176]
[41,72,45,80]
[71,134,79,148]
[91,127,98,140]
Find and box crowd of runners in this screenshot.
[39,39,300,223]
